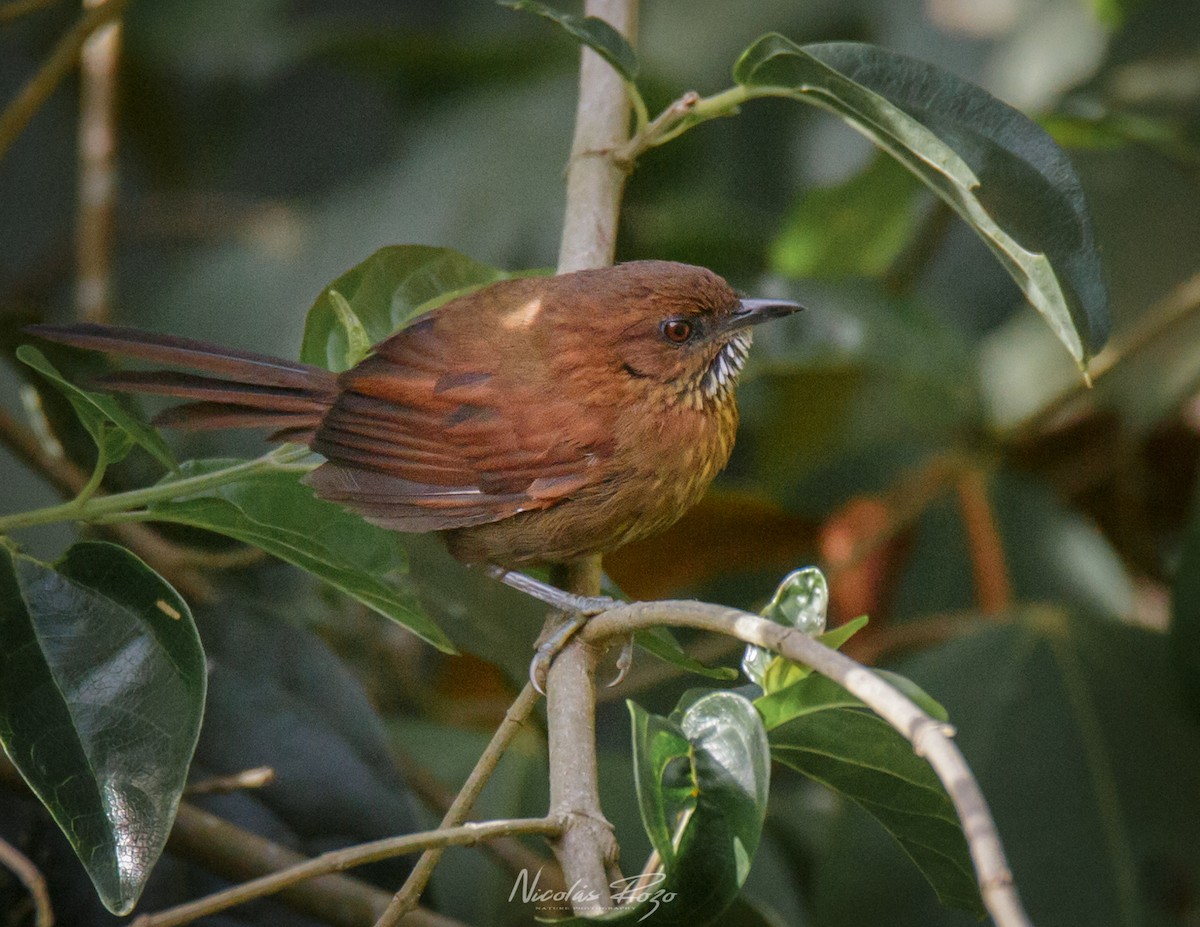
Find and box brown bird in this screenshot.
[28,260,800,568]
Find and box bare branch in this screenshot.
[580,600,1034,927]
[0,0,130,163]
[0,835,53,927]
[135,815,561,927]
[373,683,543,926]
[75,0,122,323]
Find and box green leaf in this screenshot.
[754,667,949,731]
[812,613,1200,925]
[142,459,455,652]
[769,708,981,913]
[743,567,832,691]
[0,541,204,914]
[636,627,740,682]
[563,692,769,925]
[771,152,925,279]
[734,36,1110,366]
[16,345,176,469]
[499,0,639,82]
[300,245,541,372]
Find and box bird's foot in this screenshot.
[479,565,629,694]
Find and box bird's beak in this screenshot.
[725,298,804,332]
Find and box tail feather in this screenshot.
[26,323,338,440]
[27,323,322,390]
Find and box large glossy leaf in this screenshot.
[0,541,204,914]
[142,460,455,652]
[559,691,769,925]
[769,707,981,914]
[16,345,176,469]
[499,0,639,82]
[300,245,537,371]
[735,35,1110,366]
[811,613,1200,927]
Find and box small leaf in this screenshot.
[562,692,769,925]
[500,0,639,82]
[734,35,1110,366]
[745,568,849,693]
[327,289,373,369]
[770,707,981,913]
[16,345,176,468]
[143,460,455,652]
[636,627,739,682]
[0,541,205,914]
[300,245,542,372]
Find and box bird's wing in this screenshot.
[304,316,613,532]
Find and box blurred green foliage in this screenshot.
[2,0,1200,926]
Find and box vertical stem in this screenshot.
[547,0,638,912]
[76,0,121,322]
[556,0,637,274]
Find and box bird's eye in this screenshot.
[661,319,694,344]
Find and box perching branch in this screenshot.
[579,600,1034,927]
[544,0,640,915]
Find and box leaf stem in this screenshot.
[0,445,313,536]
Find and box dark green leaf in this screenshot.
[561,692,769,925]
[812,613,1200,926]
[16,345,176,468]
[300,245,540,372]
[143,460,455,652]
[0,541,205,914]
[771,152,924,279]
[770,708,981,913]
[500,0,639,82]
[636,627,739,682]
[735,35,1110,365]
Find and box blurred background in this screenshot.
[1,0,1199,925]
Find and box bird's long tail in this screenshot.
[26,323,339,444]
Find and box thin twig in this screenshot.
[0,0,131,163]
[75,0,122,323]
[956,467,1011,614]
[580,601,1034,927]
[1007,271,1200,441]
[0,835,53,927]
[135,816,561,927]
[0,403,216,600]
[185,765,275,795]
[373,683,543,926]
[390,747,565,893]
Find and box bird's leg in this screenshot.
[480,565,627,693]
[482,564,616,615]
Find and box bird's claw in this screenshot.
[605,634,635,688]
[529,613,590,695]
